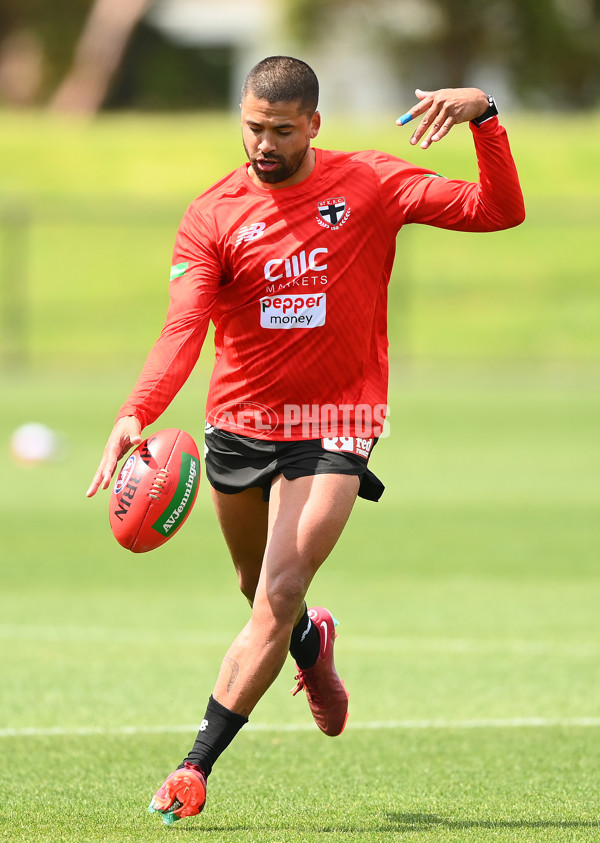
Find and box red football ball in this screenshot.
[109,428,200,553]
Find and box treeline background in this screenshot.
[1,0,599,115]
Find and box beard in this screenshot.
[243,140,310,185]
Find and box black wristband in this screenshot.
[471,95,498,127]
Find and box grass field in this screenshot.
[2,366,600,842]
[1,109,599,841]
[1,111,599,367]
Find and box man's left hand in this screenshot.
[398,88,490,149]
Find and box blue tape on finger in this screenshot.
[397,112,414,126]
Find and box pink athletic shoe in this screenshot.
[148,763,207,825]
[291,607,349,736]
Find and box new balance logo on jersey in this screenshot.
[235,222,266,245]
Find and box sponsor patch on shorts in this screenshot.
[260,293,326,329]
[321,436,374,459]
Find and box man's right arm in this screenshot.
[86,205,222,497]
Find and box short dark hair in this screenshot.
[241,56,319,114]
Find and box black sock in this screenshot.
[180,695,248,777]
[289,605,321,669]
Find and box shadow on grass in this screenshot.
[156,813,600,835]
[387,813,600,831]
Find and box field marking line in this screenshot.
[343,637,600,657]
[0,624,232,646]
[2,717,600,739]
[0,624,597,657]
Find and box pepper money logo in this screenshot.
[260,293,326,329]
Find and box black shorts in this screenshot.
[204,425,384,502]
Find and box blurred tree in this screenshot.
[0,0,92,104]
[0,29,43,106]
[105,24,233,112]
[509,0,600,107]
[49,0,154,114]
[286,0,600,108]
[0,0,234,112]
[1,0,598,110]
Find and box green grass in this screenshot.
[1,367,599,842]
[0,110,599,367]
[0,108,599,840]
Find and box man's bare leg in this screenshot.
[210,485,268,605]
[212,472,359,716]
[150,472,359,823]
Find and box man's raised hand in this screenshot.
[397,88,490,149]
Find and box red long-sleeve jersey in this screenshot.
[118,118,524,440]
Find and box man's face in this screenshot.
[241,93,321,188]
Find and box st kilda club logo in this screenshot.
[316,196,351,230]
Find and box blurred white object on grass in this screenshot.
[10,423,65,465]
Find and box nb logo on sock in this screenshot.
[199,719,209,731]
[300,618,312,643]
